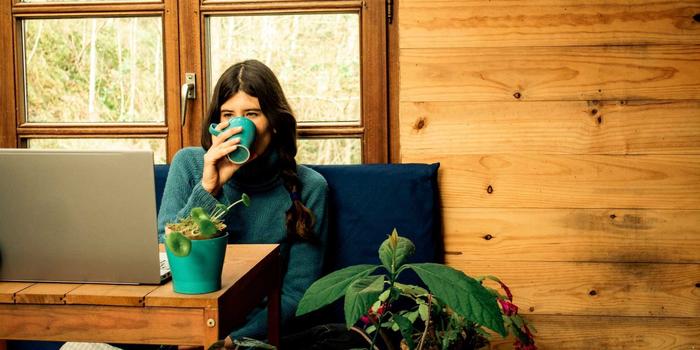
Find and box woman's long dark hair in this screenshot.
[202,60,316,242]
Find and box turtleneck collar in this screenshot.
[229,148,282,192]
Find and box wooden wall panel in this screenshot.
[448,260,699,317]
[400,100,700,155]
[406,154,700,209]
[401,0,700,49]
[397,0,700,347]
[400,46,700,102]
[488,315,700,350]
[442,208,700,263]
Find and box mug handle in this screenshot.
[208,123,220,136]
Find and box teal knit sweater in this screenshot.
[157,147,328,340]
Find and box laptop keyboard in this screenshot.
[159,252,171,274]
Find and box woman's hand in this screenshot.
[202,120,244,196]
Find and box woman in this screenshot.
[157,59,328,346]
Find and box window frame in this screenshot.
[0,0,388,164]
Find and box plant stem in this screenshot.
[212,198,245,221]
[368,315,381,350]
[417,294,432,350]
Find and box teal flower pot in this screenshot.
[165,233,228,294]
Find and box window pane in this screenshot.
[27,138,167,164]
[207,14,360,123]
[23,17,164,124]
[297,138,361,165]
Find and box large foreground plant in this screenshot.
[296,230,536,350]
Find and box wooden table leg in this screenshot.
[267,253,281,347]
[0,339,7,350]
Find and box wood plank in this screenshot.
[400,0,700,48]
[443,208,700,263]
[400,46,700,102]
[146,244,277,307]
[404,154,700,209]
[400,100,700,155]
[489,315,700,350]
[65,284,160,307]
[0,304,204,346]
[15,283,82,304]
[445,260,700,318]
[0,283,33,303]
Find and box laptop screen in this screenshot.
[0,149,164,284]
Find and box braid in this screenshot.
[278,150,317,243]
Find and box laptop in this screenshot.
[0,149,170,284]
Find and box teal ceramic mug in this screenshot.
[208,117,256,164]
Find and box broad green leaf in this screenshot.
[344,275,385,328]
[296,264,378,316]
[242,193,251,207]
[165,231,191,257]
[365,325,376,334]
[407,263,506,336]
[378,229,416,273]
[392,313,415,350]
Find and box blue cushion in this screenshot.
[7,341,63,350]
[308,163,442,271]
[154,164,170,214]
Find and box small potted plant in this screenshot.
[296,229,536,350]
[164,193,250,294]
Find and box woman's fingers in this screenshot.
[211,125,243,146]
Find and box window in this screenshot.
[0,0,388,164]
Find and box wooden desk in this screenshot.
[0,244,281,349]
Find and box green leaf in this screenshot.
[378,229,416,273]
[197,219,218,237]
[296,264,379,316]
[344,275,385,328]
[407,263,506,337]
[418,303,429,322]
[165,231,191,257]
[395,282,429,297]
[190,207,209,222]
[378,288,391,302]
[242,193,251,207]
[392,313,415,350]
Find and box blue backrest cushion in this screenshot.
[307,163,443,271]
[154,164,170,214]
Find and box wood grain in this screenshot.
[404,154,700,209]
[400,100,700,155]
[400,0,700,48]
[442,208,700,263]
[146,244,277,307]
[488,315,700,350]
[65,284,160,307]
[15,283,82,304]
[0,0,16,147]
[446,260,700,317]
[400,45,700,102]
[0,304,204,345]
[0,283,32,303]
